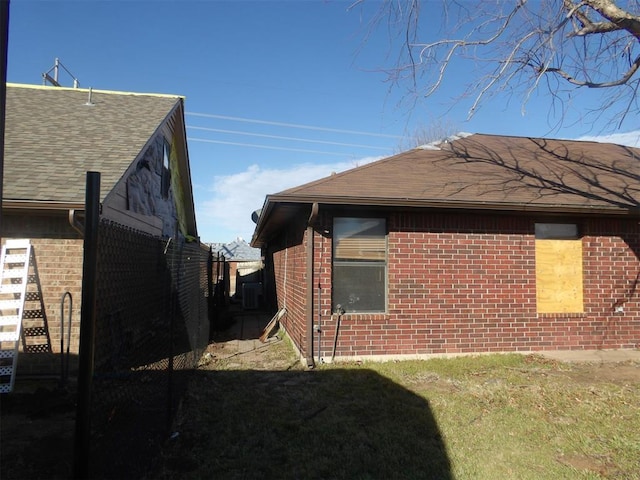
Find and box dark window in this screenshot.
[161,140,171,198]
[332,217,386,313]
[534,223,579,239]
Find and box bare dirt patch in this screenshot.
[562,362,640,386]
[202,310,304,371]
[556,453,622,478]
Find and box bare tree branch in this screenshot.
[539,56,640,87]
[360,0,640,129]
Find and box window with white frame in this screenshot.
[332,217,386,313]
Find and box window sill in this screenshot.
[341,312,389,321]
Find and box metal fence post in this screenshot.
[207,245,215,331]
[0,0,10,241]
[73,171,100,480]
[166,235,175,435]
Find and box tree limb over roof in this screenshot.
[360,0,640,129]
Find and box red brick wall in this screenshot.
[3,213,83,375]
[300,210,640,360]
[268,224,310,358]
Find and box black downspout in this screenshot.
[305,202,319,368]
[317,280,321,364]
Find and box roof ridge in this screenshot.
[458,131,640,149]
[7,82,184,99]
[416,131,474,150]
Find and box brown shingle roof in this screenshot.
[280,134,640,209]
[3,83,181,206]
[253,133,640,246]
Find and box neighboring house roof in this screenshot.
[3,83,183,208]
[252,133,640,246]
[213,238,261,262]
[209,243,225,255]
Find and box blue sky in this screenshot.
[7,0,640,243]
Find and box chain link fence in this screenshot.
[89,219,211,479]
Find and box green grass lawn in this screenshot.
[369,355,640,479]
[155,337,640,479]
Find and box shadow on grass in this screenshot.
[157,368,452,479]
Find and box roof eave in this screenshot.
[266,192,640,213]
[251,195,276,248]
[174,98,198,238]
[3,200,87,212]
[251,193,640,247]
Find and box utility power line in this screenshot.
[187,125,390,150]
[187,137,357,156]
[186,112,402,139]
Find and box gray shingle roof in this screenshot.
[214,238,261,261]
[4,84,181,205]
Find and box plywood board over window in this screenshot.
[536,237,584,314]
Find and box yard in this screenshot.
[2,311,639,479]
[152,317,640,480]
